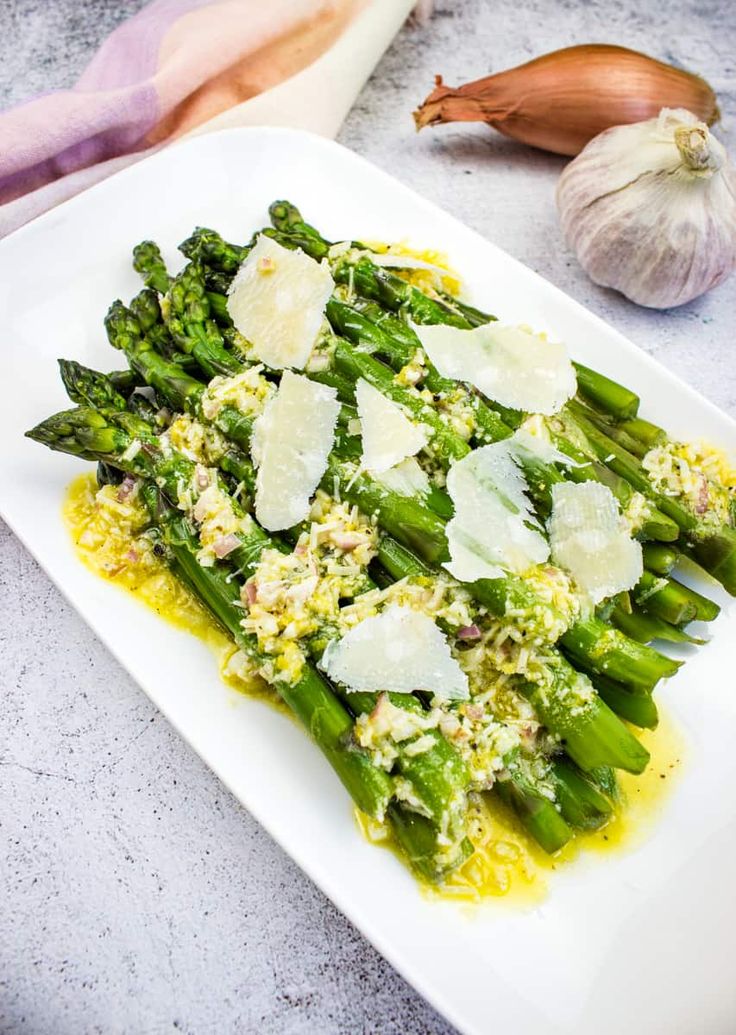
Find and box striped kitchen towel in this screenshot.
[0,0,417,236]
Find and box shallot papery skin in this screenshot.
[414,45,719,157]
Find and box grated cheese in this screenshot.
[355,695,441,771]
[166,414,227,466]
[643,439,735,534]
[201,366,275,422]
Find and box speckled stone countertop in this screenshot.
[1,2,734,1033]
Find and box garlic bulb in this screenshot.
[556,108,736,308]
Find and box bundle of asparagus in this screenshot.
[27,201,734,884]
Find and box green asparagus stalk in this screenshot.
[495,760,573,854]
[387,805,474,881]
[551,758,614,830]
[579,405,665,459]
[572,364,640,421]
[26,405,398,818]
[105,299,257,451]
[642,542,679,576]
[133,240,171,296]
[689,526,736,596]
[590,674,659,730]
[164,262,240,379]
[179,226,248,273]
[610,605,705,647]
[635,570,720,625]
[617,416,667,452]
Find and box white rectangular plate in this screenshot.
[2,127,736,1035]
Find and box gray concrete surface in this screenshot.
[1,1,735,1033]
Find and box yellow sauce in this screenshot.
[363,240,462,297]
[65,472,682,905]
[357,718,682,905]
[63,473,280,709]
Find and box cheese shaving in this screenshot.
[412,322,576,416]
[356,378,428,473]
[321,604,469,701]
[226,235,334,370]
[252,371,340,532]
[548,482,643,604]
[375,456,431,497]
[444,442,550,583]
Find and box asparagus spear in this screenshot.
[590,674,659,730]
[635,570,720,625]
[133,240,171,296]
[495,760,573,853]
[26,404,397,819]
[164,262,240,379]
[642,542,679,576]
[44,365,609,858]
[551,758,614,831]
[329,296,680,543]
[111,279,680,723]
[179,226,248,274]
[610,606,705,648]
[105,299,258,452]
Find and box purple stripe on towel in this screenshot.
[77,0,215,91]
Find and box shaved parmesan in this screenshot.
[367,252,449,277]
[375,457,431,497]
[445,441,550,583]
[509,428,581,468]
[356,378,428,473]
[227,235,334,370]
[252,372,340,532]
[412,322,576,416]
[322,605,468,701]
[548,482,643,604]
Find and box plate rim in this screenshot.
[3,125,736,1035]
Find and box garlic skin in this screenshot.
[556,108,736,308]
